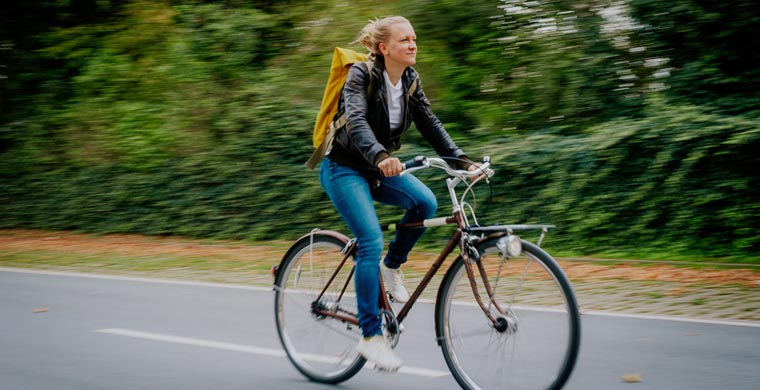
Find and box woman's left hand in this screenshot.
[467,162,486,180]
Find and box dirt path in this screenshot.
[1,229,759,286]
[2,229,759,322]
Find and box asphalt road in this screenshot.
[2,268,759,390]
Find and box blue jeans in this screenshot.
[320,157,437,337]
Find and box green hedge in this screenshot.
[2,99,758,260]
[475,99,760,258]
[2,0,758,262]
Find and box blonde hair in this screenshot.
[355,16,411,56]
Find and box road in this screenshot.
[2,268,759,390]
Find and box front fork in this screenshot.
[460,229,548,333]
[460,234,507,330]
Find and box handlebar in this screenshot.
[401,156,494,181]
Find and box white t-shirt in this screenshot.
[383,70,404,131]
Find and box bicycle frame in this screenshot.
[308,156,555,330]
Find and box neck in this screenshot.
[383,62,405,85]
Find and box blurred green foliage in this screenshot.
[1,0,758,260]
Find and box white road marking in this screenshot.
[95,328,450,378]
[3,267,759,328]
[581,310,760,328]
[0,267,271,292]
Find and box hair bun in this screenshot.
[353,16,410,56]
[356,19,378,54]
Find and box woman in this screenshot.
[320,16,476,371]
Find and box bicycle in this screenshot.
[273,156,581,390]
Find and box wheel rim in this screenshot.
[275,238,365,382]
[441,241,580,390]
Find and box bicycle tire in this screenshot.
[274,232,366,383]
[435,237,581,390]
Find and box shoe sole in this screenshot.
[386,292,409,304]
[358,349,402,373]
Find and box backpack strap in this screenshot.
[364,61,377,102]
[330,62,375,130]
[305,120,338,169]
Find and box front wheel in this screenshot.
[274,231,365,384]
[436,237,581,390]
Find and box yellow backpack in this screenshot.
[305,47,418,169]
[306,47,367,169]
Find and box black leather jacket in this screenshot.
[328,56,467,173]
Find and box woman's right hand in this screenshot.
[378,157,404,177]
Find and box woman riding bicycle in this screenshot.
[320,16,478,371]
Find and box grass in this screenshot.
[645,291,666,299]
[0,250,265,280]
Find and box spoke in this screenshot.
[308,316,360,343]
[510,258,533,306]
[439,239,580,390]
[275,235,365,383]
[450,321,495,341]
[487,254,507,313]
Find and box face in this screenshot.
[379,22,417,68]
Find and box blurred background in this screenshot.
[1,0,757,261]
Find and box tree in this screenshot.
[629,0,760,113]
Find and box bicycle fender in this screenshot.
[273,229,351,286]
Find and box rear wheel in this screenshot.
[274,232,365,383]
[436,237,581,390]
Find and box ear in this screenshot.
[379,42,389,56]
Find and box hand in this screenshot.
[467,162,486,180]
[378,157,403,177]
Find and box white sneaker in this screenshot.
[357,335,402,371]
[380,263,410,303]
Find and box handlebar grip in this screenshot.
[401,156,426,170]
